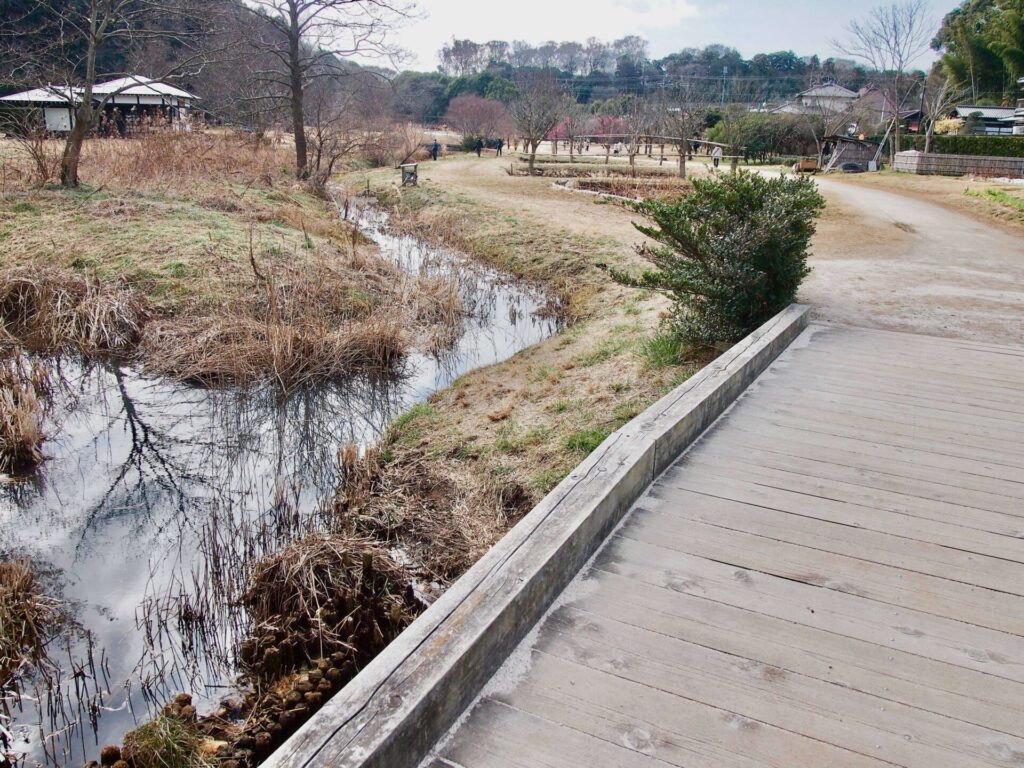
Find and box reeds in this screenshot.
[0,267,148,354]
[0,353,51,473]
[0,560,60,690]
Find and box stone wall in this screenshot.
[893,150,1024,178]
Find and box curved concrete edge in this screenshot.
[265,303,811,768]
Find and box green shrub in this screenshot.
[616,171,824,347]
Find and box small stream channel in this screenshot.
[0,205,559,766]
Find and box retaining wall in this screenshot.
[893,150,1024,178]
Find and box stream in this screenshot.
[0,206,559,766]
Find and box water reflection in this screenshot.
[0,208,559,766]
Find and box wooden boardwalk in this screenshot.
[426,324,1024,768]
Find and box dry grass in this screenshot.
[571,176,694,201]
[0,267,149,354]
[0,133,465,389]
[122,713,213,768]
[239,530,418,684]
[0,560,60,690]
[0,353,51,473]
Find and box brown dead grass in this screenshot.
[0,134,464,389]
[0,559,60,690]
[0,353,51,474]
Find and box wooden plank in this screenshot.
[738,386,1024,444]
[685,442,1024,517]
[722,411,1024,472]
[529,609,1024,767]
[596,536,1024,682]
[658,471,1024,564]
[494,648,889,768]
[668,455,1024,537]
[615,507,1024,634]
[438,698,678,768]
[747,373,1024,422]
[573,569,1024,737]
[640,487,1024,595]
[719,421,1024,495]
[736,398,1024,453]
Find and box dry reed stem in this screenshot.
[0,267,149,354]
[0,353,51,473]
[0,560,60,690]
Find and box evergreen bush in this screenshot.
[616,171,824,347]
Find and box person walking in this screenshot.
[430,139,440,161]
[712,145,723,169]
[475,138,484,157]
[496,138,504,156]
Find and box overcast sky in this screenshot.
[387,0,961,72]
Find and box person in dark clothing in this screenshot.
[496,138,504,156]
[430,139,440,160]
[475,138,484,157]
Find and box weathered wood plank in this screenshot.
[596,537,1024,682]
[640,488,1024,595]
[526,609,1024,767]
[658,472,1024,563]
[573,569,1024,737]
[614,510,1024,634]
[490,648,890,768]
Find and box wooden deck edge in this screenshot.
[264,304,811,768]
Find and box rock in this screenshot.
[99,745,121,766]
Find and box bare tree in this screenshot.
[921,69,968,152]
[659,81,712,178]
[242,0,414,178]
[444,95,509,142]
[835,0,933,159]
[509,72,566,174]
[4,0,214,188]
[621,95,654,176]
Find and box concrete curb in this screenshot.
[265,303,811,768]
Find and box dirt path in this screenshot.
[805,177,1024,344]
[420,154,1022,345]
[418,155,648,248]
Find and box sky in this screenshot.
[389,0,963,72]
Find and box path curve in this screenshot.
[804,176,1023,344]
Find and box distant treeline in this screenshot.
[388,40,879,125]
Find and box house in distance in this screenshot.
[0,75,197,134]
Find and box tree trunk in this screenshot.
[605,145,610,164]
[528,141,538,174]
[677,145,686,178]
[60,103,93,187]
[287,6,308,178]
